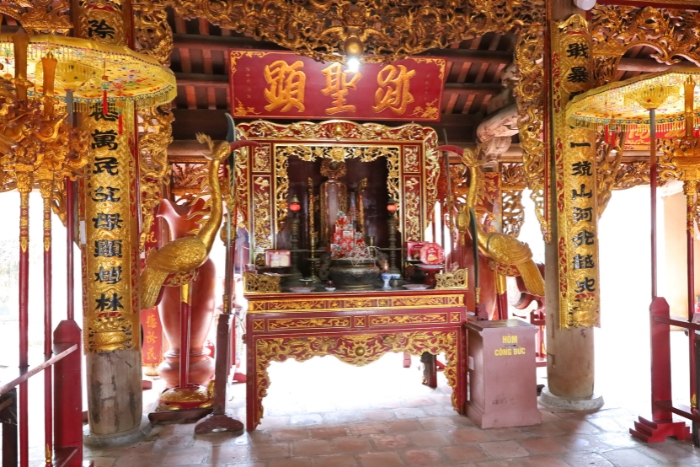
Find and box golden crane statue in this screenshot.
[140,133,260,309]
[447,145,546,297]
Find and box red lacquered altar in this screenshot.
[244,288,468,430]
[232,119,476,430]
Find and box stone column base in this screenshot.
[83,417,151,448]
[539,387,604,411]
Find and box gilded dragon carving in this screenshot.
[135,106,173,251]
[500,163,527,238]
[134,0,175,251]
[134,0,174,67]
[0,1,72,35]
[591,6,700,85]
[513,7,547,241]
[614,162,651,191]
[165,0,530,63]
[595,131,625,218]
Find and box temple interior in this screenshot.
[2,1,700,467]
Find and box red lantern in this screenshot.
[289,195,301,212]
[387,198,398,213]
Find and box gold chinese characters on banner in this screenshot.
[230,51,445,122]
[81,103,140,353]
[553,15,600,328]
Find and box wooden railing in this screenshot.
[629,297,697,445]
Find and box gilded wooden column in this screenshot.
[75,0,144,441]
[542,2,602,408]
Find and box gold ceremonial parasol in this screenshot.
[0,33,176,110]
[565,69,700,132]
[566,70,700,421]
[565,70,700,297]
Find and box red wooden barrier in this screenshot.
[630,297,692,443]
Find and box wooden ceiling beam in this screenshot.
[419,48,511,65]
[176,72,228,88]
[173,33,286,51]
[170,109,483,142]
[172,33,693,75]
[172,34,512,65]
[444,82,503,96]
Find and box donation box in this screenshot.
[466,319,541,429]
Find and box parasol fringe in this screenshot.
[0,35,176,112]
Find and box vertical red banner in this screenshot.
[141,306,163,374]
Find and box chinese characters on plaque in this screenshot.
[83,102,139,352]
[552,15,600,328]
[78,0,126,46]
[230,51,446,121]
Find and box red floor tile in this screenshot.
[602,448,660,467]
[479,440,530,459]
[308,426,350,439]
[407,430,450,447]
[442,445,489,463]
[359,451,405,467]
[248,443,291,460]
[448,427,494,443]
[518,437,570,455]
[402,447,443,466]
[291,439,332,456]
[313,454,360,467]
[369,433,412,451]
[330,436,372,454]
[268,457,313,467]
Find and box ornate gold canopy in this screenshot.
[0,34,176,110]
[166,0,537,63]
[566,69,700,131]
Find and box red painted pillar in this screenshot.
[66,178,75,322]
[39,180,53,467]
[685,185,697,415]
[17,174,31,467]
[179,283,192,389]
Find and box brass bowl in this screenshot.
[328,258,381,290]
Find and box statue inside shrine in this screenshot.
[313,157,377,285]
[319,159,349,244]
[317,158,368,244]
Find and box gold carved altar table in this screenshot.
[244,289,469,430]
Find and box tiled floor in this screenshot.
[83,352,700,467]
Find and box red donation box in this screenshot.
[466,319,541,429]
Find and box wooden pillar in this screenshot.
[75,0,144,441]
[541,0,603,408]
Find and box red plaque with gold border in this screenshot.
[229,50,446,122]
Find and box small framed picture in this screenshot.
[265,250,290,268]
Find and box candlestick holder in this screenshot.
[387,216,401,275]
[308,231,321,283]
[289,196,302,280]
